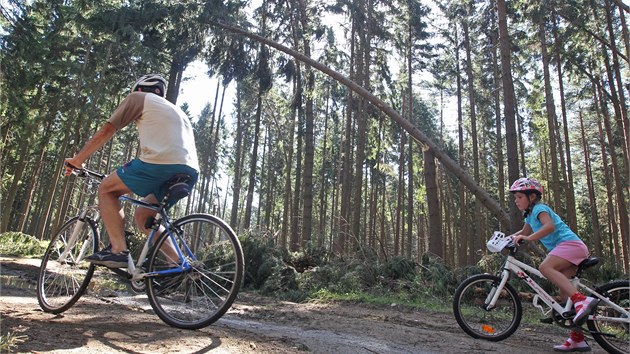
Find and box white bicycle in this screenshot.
[453,231,629,354]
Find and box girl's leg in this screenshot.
[539,255,578,297]
[540,255,599,325]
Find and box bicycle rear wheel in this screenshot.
[146,213,244,329]
[453,274,522,341]
[587,280,630,354]
[37,216,98,313]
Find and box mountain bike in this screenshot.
[453,231,629,354]
[36,167,244,329]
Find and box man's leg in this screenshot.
[98,171,132,254]
[134,194,159,236]
[134,194,179,264]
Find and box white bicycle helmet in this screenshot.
[132,74,167,97]
[509,177,543,196]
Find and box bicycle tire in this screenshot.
[587,280,630,354]
[453,273,522,341]
[37,216,98,313]
[146,213,244,329]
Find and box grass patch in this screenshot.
[0,232,47,258]
[306,288,452,314]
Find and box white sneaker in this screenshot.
[573,297,599,325]
[553,338,591,352]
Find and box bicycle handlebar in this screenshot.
[64,162,106,180]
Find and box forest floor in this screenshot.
[0,255,611,354]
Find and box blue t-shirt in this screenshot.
[525,203,580,251]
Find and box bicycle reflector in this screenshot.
[481,324,496,334]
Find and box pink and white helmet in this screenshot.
[509,177,543,195]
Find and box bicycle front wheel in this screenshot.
[453,274,522,341]
[146,213,244,329]
[587,280,630,354]
[37,216,98,313]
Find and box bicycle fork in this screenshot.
[484,269,512,310]
[58,210,95,263]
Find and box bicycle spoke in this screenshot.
[146,214,243,329]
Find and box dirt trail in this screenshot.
[0,256,609,353]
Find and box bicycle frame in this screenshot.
[62,168,200,283]
[118,196,194,282]
[488,254,630,326]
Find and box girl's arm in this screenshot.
[524,212,554,242]
[511,223,533,244]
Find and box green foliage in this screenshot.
[0,232,47,257]
[380,256,416,280]
[415,253,456,298]
[286,245,328,272]
[259,261,298,295]
[475,253,504,274]
[242,239,462,310]
[240,232,285,289]
[583,261,628,284]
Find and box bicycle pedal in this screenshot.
[540,317,554,324]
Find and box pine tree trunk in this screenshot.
[538,16,562,211]
[603,0,629,166]
[490,8,505,209]
[497,0,524,233]
[578,111,602,256]
[596,77,629,271]
[552,15,578,230]
[454,23,467,266]
[1,132,33,232]
[243,91,262,230]
[295,0,315,249]
[597,116,620,266]
[463,18,480,259]
[395,133,405,256]
[230,85,244,230]
[290,82,303,251]
[424,146,442,258]
[281,77,297,249]
[406,138,414,260]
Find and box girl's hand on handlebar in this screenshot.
[511,235,528,245]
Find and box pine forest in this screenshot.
[1,0,629,274]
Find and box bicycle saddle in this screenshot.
[165,174,191,202]
[575,257,599,277]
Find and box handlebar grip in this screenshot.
[64,162,86,177]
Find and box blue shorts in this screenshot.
[117,159,198,206]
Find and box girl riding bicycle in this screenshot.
[509,177,598,352]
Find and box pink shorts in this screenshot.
[549,241,589,265]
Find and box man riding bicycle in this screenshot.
[64,74,199,268]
